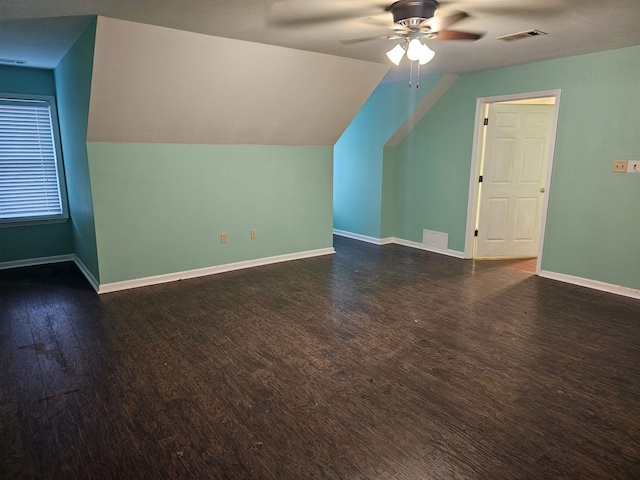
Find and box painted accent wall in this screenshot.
[87,143,333,284]
[54,19,99,281]
[390,45,640,290]
[333,76,442,239]
[0,65,73,263]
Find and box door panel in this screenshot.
[475,104,553,258]
[492,139,515,183]
[521,138,545,182]
[485,197,509,241]
[525,112,549,128]
[514,197,538,240]
[496,111,518,127]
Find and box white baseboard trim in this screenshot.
[338,232,639,299]
[73,255,100,293]
[0,254,74,271]
[333,229,393,245]
[98,247,336,294]
[539,270,640,300]
[8,247,635,302]
[333,230,466,258]
[392,237,466,259]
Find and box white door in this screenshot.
[475,104,553,258]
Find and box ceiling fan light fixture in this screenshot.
[418,43,435,64]
[406,38,423,61]
[386,43,406,65]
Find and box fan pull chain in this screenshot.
[408,61,421,88]
[409,61,413,88]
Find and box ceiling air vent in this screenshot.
[0,58,27,65]
[497,29,547,42]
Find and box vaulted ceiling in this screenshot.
[1,0,640,79]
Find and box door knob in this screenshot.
[540,187,545,193]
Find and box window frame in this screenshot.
[0,92,69,228]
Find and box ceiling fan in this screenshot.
[339,0,483,81]
[340,0,483,48]
[269,0,484,85]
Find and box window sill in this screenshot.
[0,216,70,229]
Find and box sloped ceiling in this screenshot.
[0,16,93,68]
[87,17,389,146]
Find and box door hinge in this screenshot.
[479,175,483,183]
[483,118,489,126]
[474,229,479,237]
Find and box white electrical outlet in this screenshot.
[627,161,640,173]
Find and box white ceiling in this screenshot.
[1,0,640,79]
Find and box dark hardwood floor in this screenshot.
[2,235,640,479]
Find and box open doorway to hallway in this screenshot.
[464,90,562,275]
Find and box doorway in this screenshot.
[464,90,561,274]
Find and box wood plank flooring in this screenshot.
[478,258,538,274]
[1,235,640,479]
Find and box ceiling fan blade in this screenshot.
[268,1,389,27]
[340,34,402,45]
[434,30,483,41]
[438,0,565,18]
[421,11,468,32]
[361,14,401,29]
[471,5,564,18]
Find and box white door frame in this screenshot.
[463,89,562,274]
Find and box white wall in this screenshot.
[88,16,390,146]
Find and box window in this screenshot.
[0,94,68,225]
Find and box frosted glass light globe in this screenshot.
[406,38,423,61]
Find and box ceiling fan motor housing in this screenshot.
[389,0,439,26]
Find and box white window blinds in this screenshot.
[0,97,66,222]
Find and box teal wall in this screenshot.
[54,19,99,281]
[0,65,56,96]
[333,76,441,239]
[86,143,333,284]
[392,77,474,251]
[381,145,399,239]
[390,45,640,290]
[0,65,74,262]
